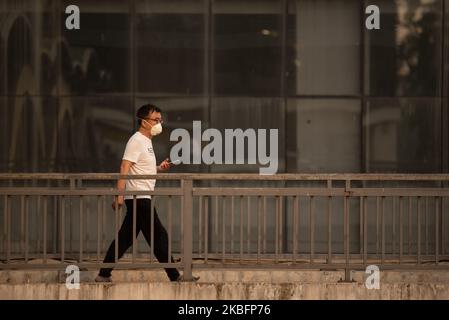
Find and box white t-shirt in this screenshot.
[122,131,157,199]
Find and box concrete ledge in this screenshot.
[0,269,345,284]
[1,269,449,300]
[2,282,449,300]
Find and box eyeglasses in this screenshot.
[145,118,164,124]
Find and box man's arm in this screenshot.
[113,160,133,210]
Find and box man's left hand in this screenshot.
[158,158,170,171]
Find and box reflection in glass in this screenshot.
[0,96,57,172]
[57,97,133,172]
[287,0,360,95]
[214,0,282,95]
[61,0,131,94]
[366,0,442,96]
[365,98,441,173]
[136,0,206,95]
[2,8,34,95]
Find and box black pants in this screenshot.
[99,199,180,281]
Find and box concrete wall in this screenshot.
[1,269,449,300]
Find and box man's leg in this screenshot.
[98,200,136,278]
[138,199,180,281]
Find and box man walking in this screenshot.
[95,104,198,282]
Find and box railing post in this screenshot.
[339,179,354,283]
[182,179,193,280]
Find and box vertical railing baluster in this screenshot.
[344,180,350,281]
[5,195,10,264]
[240,196,244,263]
[399,196,403,264]
[376,197,380,256]
[257,196,262,264]
[263,196,267,254]
[102,196,106,255]
[79,196,83,263]
[205,196,209,264]
[25,196,29,263]
[231,196,234,255]
[294,196,298,263]
[222,196,226,263]
[418,196,422,265]
[435,196,439,265]
[425,197,429,257]
[363,196,368,266]
[381,196,385,265]
[199,195,202,257]
[275,196,279,263]
[247,196,251,255]
[359,197,363,262]
[442,197,445,256]
[151,196,155,263]
[97,196,101,263]
[168,195,173,264]
[181,179,193,280]
[392,197,396,257]
[408,197,412,256]
[20,196,25,256]
[114,196,119,264]
[215,196,219,255]
[328,195,332,265]
[60,196,65,264]
[310,196,314,264]
[132,196,137,264]
[43,195,48,264]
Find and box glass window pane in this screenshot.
[286,0,361,96]
[136,0,206,95]
[0,0,58,96]
[57,96,134,172]
[287,99,361,172]
[210,97,285,173]
[61,0,131,95]
[365,98,441,172]
[0,96,57,172]
[214,0,282,95]
[365,0,442,96]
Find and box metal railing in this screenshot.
[1,173,449,281]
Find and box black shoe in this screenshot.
[175,274,200,282]
[95,275,112,283]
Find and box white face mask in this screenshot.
[141,118,163,136]
[150,122,162,136]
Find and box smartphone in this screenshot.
[168,159,181,166]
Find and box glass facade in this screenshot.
[0,0,447,174]
[1,0,449,257]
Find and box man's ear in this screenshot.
[141,119,150,127]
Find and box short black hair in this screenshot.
[136,104,161,126]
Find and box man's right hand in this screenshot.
[112,195,124,210]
